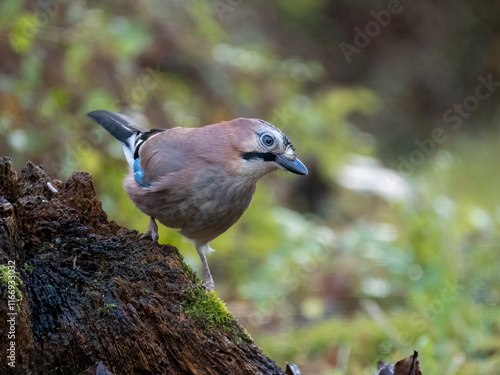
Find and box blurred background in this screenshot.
[1,1,500,373]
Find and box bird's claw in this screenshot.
[140,217,159,244]
[151,232,159,244]
[203,279,215,292]
[140,230,159,244]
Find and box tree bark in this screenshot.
[0,156,286,375]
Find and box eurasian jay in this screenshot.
[87,110,308,291]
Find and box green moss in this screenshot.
[181,287,235,330]
[181,261,202,284]
[98,302,117,317]
[0,265,23,302]
[180,287,250,344]
[175,251,201,284]
[24,262,34,274]
[41,242,52,253]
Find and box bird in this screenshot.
[87,110,308,291]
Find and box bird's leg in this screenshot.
[195,243,215,291]
[140,216,159,243]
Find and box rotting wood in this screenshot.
[0,156,286,375]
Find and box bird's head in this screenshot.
[233,119,308,179]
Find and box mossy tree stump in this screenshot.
[0,157,286,375]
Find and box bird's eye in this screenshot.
[262,134,274,147]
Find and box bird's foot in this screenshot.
[203,278,215,292]
[140,217,159,244]
[139,230,159,244]
[195,242,215,292]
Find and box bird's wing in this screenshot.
[136,119,256,186]
[138,127,199,186]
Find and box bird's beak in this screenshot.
[276,155,308,175]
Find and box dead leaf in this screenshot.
[376,350,422,375]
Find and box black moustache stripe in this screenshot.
[242,152,277,162]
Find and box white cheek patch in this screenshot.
[239,158,278,179]
[283,148,296,160]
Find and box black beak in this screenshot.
[276,155,308,175]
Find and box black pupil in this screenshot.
[263,135,273,146]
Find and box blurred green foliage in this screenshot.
[1,0,500,373]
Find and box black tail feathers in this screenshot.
[87,110,146,144]
[87,110,167,167]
